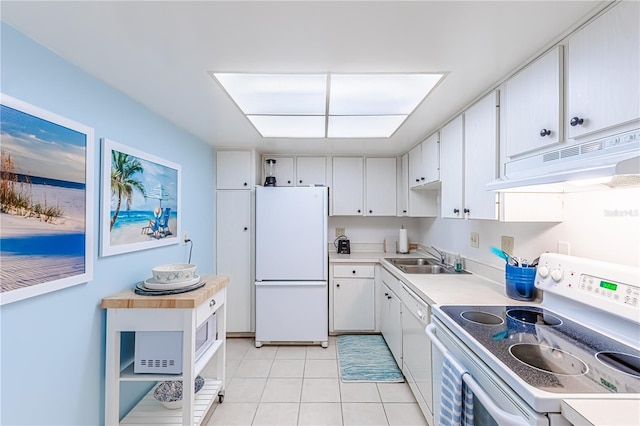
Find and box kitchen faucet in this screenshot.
[426,246,447,265]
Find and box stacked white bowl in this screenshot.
[144,263,199,290]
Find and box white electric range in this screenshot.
[428,253,640,425]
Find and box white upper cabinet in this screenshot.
[365,157,396,216]
[566,0,640,139]
[408,133,439,188]
[263,156,295,187]
[421,132,440,184]
[398,154,409,216]
[439,115,464,219]
[296,156,326,186]
[217,150,253,190]
[502,46,563,158]
[332,157,364,216]
[464,91,499,220]
[408,144,422,189]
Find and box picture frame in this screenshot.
[100,138,181,257]
[0,93,94,305]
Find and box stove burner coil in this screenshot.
[510,343,588,376]
[596,352,640,378]
[507,308,562,326]
[460,310,504,325]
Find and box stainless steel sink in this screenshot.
[384,257,439,266]
[384,257,470,274]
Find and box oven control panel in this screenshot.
[578,274,639,307]
[535,253,640,323]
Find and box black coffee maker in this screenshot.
[336,235,351,254]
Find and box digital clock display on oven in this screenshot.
[600,281,618,291]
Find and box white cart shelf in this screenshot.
[102,276,229,426]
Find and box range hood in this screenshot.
[487,128,640,192]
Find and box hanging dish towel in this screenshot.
[440,350,474,426]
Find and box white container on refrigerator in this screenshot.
[255,186,329,348]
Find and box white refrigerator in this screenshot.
[254,186,328,348]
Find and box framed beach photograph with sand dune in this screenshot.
[0,94,94,306]
[100,138,181,257]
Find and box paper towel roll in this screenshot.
[398,228,409,253]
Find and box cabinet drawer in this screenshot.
[196,290,224,327]
[381,266,402,295]
[333,264,375,278]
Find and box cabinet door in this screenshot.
[296,157,326,186]
[464,92,498,220]
[365,157,396,216]
[567,1,639,139]
[217,151,252,189]
[440,115,464,219]
[408,145,422,188]
[216,191,252,332]
[421,132,440,184]
[503,46,563,157]
[263,156,294,187]
[332,157,364,216]
[333,278,375,331]
[398,154,409,216]
[381,283,402,367]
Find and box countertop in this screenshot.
[330,250,522,306]
[101,274,229,309]
[561,399,640,426]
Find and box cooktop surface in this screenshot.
[438,305,640,395]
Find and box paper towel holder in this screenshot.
[398,226,409,254]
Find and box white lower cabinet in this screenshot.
[380,279,402,368]
[102,279,228,426]
[330,264,375,332]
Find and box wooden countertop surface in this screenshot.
[101,275,229,309]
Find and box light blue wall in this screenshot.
[0,23,216,425]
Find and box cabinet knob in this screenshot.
[299,180,303,184]
[539,128,551,137]
[415,178,420,182]
[243,182,248,186]
[570,117,584,127]
[369,210,373,214]
[352,270,356,274]
[336,283,340,288]
[453,208,459,214]
[209,299,216,307]
[464,208,470,214]
[288,180,291,184]
[387,295,392,300]
[357,209,361,213]
[243,227,248,231]
[403,210,407,213]
[421,177,425,181]
[384,292,389,297]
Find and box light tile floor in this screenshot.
[203,337,428,426]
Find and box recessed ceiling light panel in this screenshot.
[211,72,445,138]
[247,115,325,138]
[214,73,327,115]
[328,115,407,138]
[329,73,443,115]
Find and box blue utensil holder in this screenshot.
[505,264,537,301]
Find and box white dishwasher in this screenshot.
[401,283,434,425]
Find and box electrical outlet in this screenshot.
[336,227,345,237]
[470,232,479,248]
[183,233,190,245]
[501,235,514,254]
[558,241,571,255]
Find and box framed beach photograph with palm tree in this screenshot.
[100,138,181,257]
[0,94,94,306]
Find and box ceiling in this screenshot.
[1,1,606,155]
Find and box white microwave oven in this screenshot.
[134,313,216,374]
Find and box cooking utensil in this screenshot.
[490,246,518,265]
